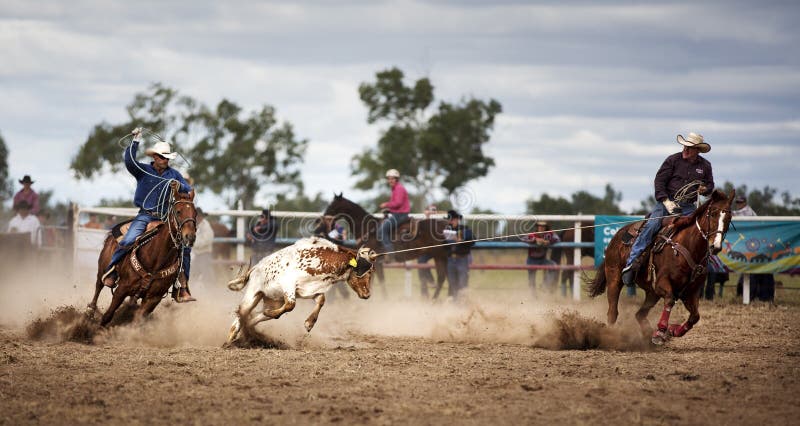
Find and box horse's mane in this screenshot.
[672,189,727,230]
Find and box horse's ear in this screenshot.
[336,192,343,199]
[188,189,195,201]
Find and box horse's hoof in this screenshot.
[651,329,669,345]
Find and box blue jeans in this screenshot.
[625,201,697,268]
[526,256,558,294]
[378,213,408,253]
[447,255,470,299]
[107,212,191,280]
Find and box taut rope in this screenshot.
[375,213,680,258]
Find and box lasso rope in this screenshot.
[375,213,679,258]
[673,180,704,203]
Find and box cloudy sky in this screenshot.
[2,0,798,215]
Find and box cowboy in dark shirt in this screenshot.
[622,132,715,286]
[444,210,474,299]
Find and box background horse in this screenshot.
[551,222,595,295]
[587,189,734,344]
[87,181,197,326]
[315,193,451,298]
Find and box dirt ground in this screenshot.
[1,268,799,425]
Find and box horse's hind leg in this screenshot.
[133,297,162,323]
[606,264,624,325]
[432,257,447,300]
[635,288,661,338]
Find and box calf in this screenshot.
[226,237,375,344]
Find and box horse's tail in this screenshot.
[586,261,607,298]
[227,262,252,291]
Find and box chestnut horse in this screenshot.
[314,194,451,298]
[587,189,734,345]
[87,181,197,326]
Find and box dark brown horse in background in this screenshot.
[87,181,197,326]
[587,189,734,345]
[551,222,595,294]
[314,193,451,298]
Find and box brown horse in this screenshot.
[314,193,451,298]
[87,181,197,326]
[587,189,734,345]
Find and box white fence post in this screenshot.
[742,274,751,305]
[572,220,582,301]
[236,200,245,263]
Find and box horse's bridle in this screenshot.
[167,199,197,248]
[695,206,730,245]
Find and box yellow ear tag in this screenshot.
[349,258,358,267]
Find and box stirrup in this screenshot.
[101,267,118,288]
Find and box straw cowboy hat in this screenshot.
[144,141,178,160]
[18,175,34,184]
[677,132,711,153]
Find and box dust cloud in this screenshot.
[7,258,651,352]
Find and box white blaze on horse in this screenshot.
[226,237,376,344]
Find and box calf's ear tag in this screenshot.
[349,258,358,267]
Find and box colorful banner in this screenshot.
[594,216,800,273]
[718,221,800,274]
[594,215,641,266]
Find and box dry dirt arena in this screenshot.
[1,272,799,425]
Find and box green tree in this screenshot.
[352,67,501,204]
[526,184,624,215]
[0,131,12,207]
[70,83,307,209]
[718,182,800,216]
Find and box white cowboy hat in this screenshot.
[144,141,178,160]
[677,132,710,153]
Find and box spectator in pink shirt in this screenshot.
[13,175,40,215]
[378,168,410,255]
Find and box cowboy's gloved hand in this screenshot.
[130,127,143,141]
[662,199,680,214]
[698,185,708,195]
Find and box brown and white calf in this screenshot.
[226,237,375,344]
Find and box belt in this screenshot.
[140,209,161,217]
[450,253,469,258]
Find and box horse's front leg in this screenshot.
[304,293,326,332]
[100,289,129,327]
[133,296,162,323]
[651,296,676,345]
[669,290,701,338]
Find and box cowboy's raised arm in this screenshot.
[123,128,146,178]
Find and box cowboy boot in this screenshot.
[621,257,642,287]
[174,274,196,303]
[101,266,118,288]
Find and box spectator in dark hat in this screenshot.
[8,200,41,246]
[443,209,474,300]
[732,195,756,217]
[524,221,560,296]
[13,175,40,215]
[248,208,279,264]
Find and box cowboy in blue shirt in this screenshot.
[101,128,196,302]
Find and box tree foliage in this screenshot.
[0,131,12,206]
[526,184,624,215]
[719,182,800,216]
[353,67,501,204]
[70,83,307,209]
